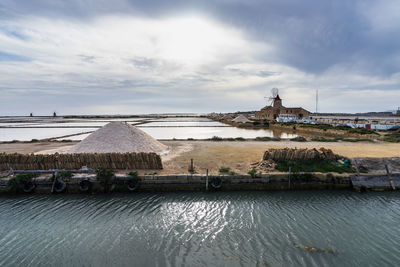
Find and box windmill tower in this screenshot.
[264,88,281,107]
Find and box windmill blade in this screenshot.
[271,87,279,97]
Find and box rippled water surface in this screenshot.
[1,191,400,267]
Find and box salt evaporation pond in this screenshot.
[0,117,297,141]
[0,191,399,266]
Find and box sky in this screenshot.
[0,0,400,115]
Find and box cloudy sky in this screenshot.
[1,0,400,115]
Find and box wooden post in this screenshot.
[51,171,58,193]
[288,167,291,190]
[385,164,390,176]
[206,169,209,191]
[354,160,360,177]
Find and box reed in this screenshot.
[0,152,163,170]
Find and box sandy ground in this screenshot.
[0,142,77,154]
[1,140,399,174]
[160,140,400,174]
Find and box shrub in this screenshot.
[310,137,338,142]
[59,171,73,180]
[219,167,231,174]
[290,136,307,142]
[7,173,38,192]
[248,168,257,178]
[96,167,115,191]
[128,171,138,178]
[275,159,355,173]
[210,136,223,141]
[255,136,281,141]
[235,137,245,141]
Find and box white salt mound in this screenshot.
[68,122,167,154]
[232,115,251,123]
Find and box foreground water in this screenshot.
[1,191,399,267]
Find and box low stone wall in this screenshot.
[0,172,353,194]
[0,152,163,171]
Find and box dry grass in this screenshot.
[1,140,400,174]
[161,140,400,174]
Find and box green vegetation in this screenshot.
[255,136,281,141]
[276,122,379,135]
[310,137,338,142]
[383,129,400,143]
[59,171,73,180]
[311,136,374,142]
[96,167,115,191]
[248,168,257,178]
[339,138,374,142]
[219,167,235,175]
[128,171,138,178]
[7,173,38,192]
[210,136,223,141]
[275,159,355,173]
[209,136,246,141]
[290,136,307,142]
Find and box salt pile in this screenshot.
[232,115,251,123]
[68,122,167,154]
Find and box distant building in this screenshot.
[255,95,310,121]
[397,107,400,116]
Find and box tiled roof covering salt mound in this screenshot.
[68,122,167,154]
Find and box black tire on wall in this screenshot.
[127,178,140,191]
[79,180,92,192]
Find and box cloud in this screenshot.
[0,0,399,115]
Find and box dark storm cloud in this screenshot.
[1,0,399,115]
[3,0,398,75]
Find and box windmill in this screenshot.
[264,88,280,106]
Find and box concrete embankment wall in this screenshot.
[0,152,163,171]
[0,173,353,194]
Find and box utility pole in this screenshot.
[315,89,319,115]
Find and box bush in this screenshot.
[310,137,338,142]
[7,173,38,192]
[235,137,245,141]
[219,167,231,174]
[128,171,138,178]
[248,168,257,178]
[290,136,307,142]
[210,136,223,141]
[383,130,400,143]
[255,136,281,141]
[275,159,355,173]
[96,167,115,191]
[59,171,73,180]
